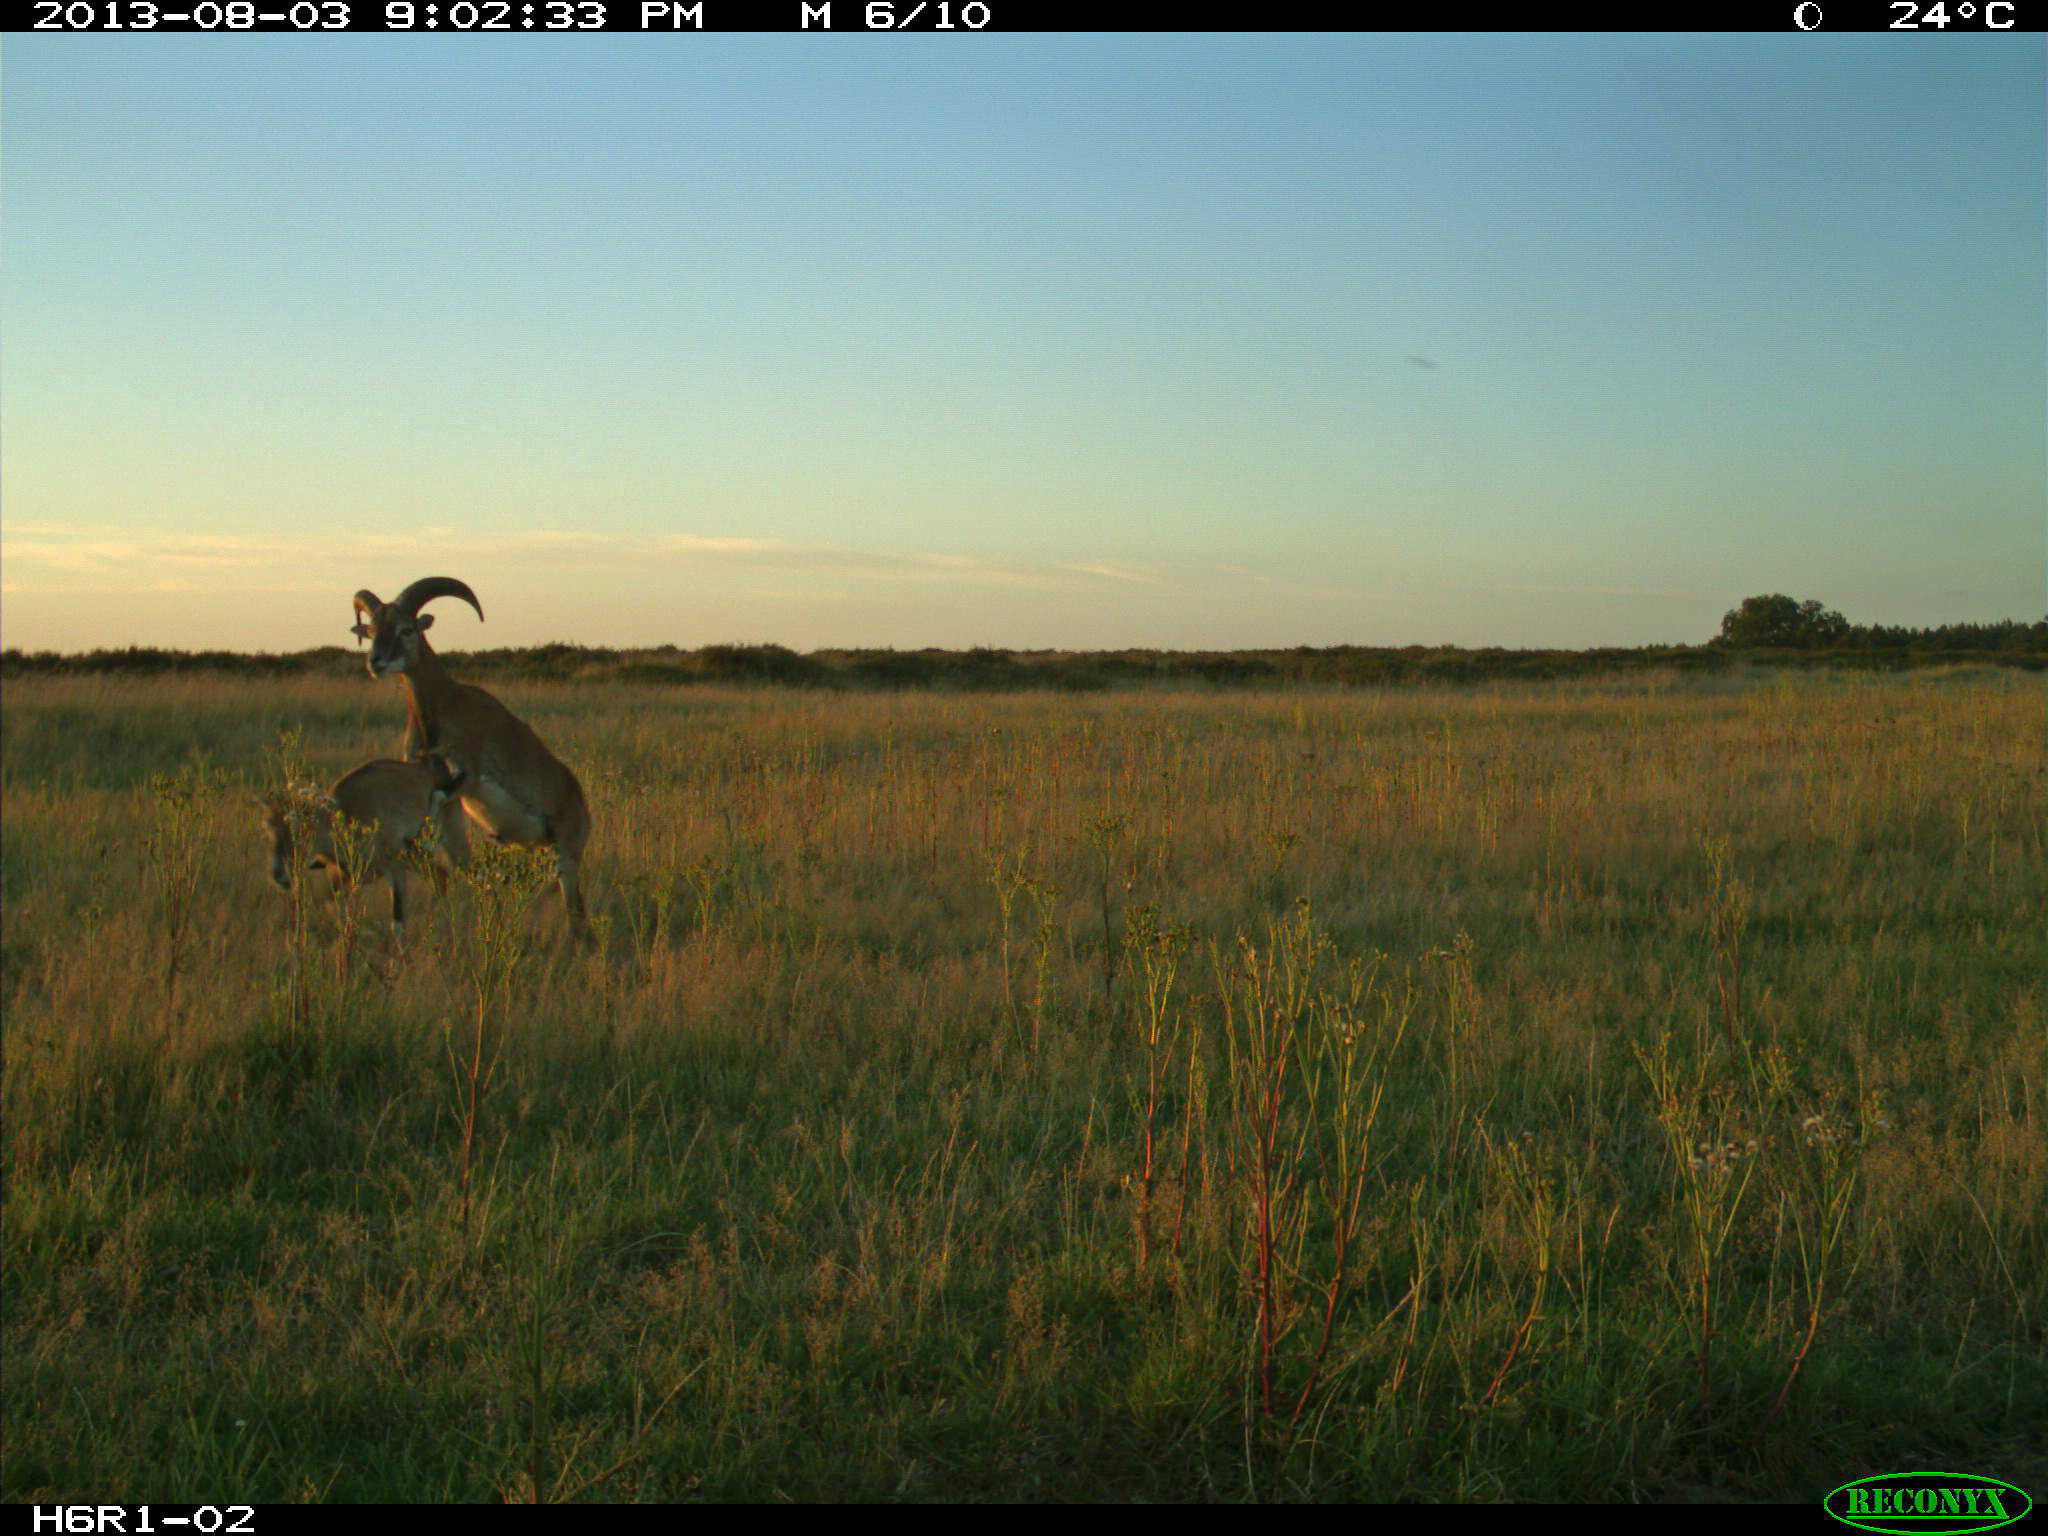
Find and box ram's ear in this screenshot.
[351,622,372,643]
[417,613,435,631]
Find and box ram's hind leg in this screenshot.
[435,794,473,879]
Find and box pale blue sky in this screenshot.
[4,34,2041,652]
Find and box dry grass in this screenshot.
[3,667,2042,1501]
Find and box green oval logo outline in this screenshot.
[1824,1472,2033,1536]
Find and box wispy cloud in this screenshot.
[1487,583,1725,599]
[0,522,1187,596]
[1207,563,1398,604]
[17,525,1682,621]
[1057,562,1172,587]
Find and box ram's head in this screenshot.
[350,577,485,679]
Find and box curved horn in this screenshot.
[391,576,484,623]
[352,590,385,645]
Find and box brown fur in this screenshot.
[352,579,591,936]
[260,757,464,929]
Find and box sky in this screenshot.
[3,33,2042,654]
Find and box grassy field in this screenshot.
[3,667,2042,1502]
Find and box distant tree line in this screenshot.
[1714,593,2047,652]
[6,624,2042,691]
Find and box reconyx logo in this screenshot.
[1825,1473,2033,1535]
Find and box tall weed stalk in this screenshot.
[1213,900,1414,1432]
[145,758,221,1018]
[452,842,552,1231]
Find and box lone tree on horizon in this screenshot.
[1717,593,1851,649]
